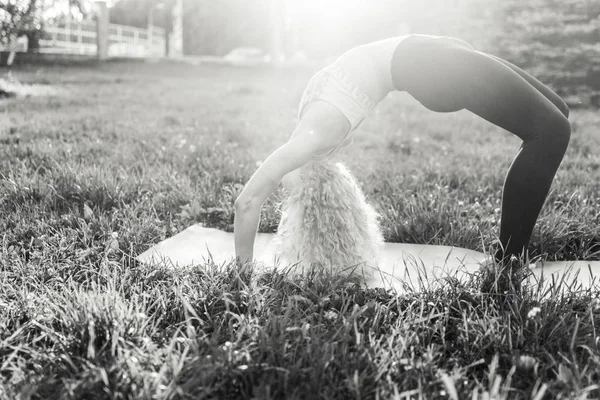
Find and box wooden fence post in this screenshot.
[96,1,109,60]
[170,0,183,57]
[269,0,285,65]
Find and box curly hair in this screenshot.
[272,161,384,278]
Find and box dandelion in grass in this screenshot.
[527,307,541,319]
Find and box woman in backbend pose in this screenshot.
[233,34,571,276]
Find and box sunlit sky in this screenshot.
[282,0,457,39]
[280,0,423,55]
[40,0,465,56]
[42,0,457,22]
[285,0,453,24]
[42,0,454,28]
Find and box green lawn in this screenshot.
[1,60,600,399]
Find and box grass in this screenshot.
[1,59,600,399]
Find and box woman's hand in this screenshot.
[234,195,267,264]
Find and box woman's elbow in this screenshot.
[234,196,247,212]
[234,195,258,213]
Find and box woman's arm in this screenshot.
[234,133,337,264]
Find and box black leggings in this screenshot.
[391,35,571,261]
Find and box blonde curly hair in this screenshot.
[272,161,384,278]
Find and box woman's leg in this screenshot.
[486,53,570,118]
[391,37,571,261]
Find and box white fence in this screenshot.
[37,20,165,58]
[0,36,28,52]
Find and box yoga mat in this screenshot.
[137,225,600,293]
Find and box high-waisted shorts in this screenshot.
[298,63,376,160]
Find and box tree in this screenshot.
[109,0,170,29]
[110,0,176,56]
[182,0,270,56]
[0,0,42,47]
[1,0,90,51]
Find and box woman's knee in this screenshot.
[535,112,571,158]
[545,93,570,119]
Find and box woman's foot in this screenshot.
[478,254,533,295]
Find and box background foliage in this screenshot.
[491,0,600,107]
[109,0,173,31]
[2,0,599,105]
[0,0,88,50]
[0,0,43,47]
[179,0,600,107]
